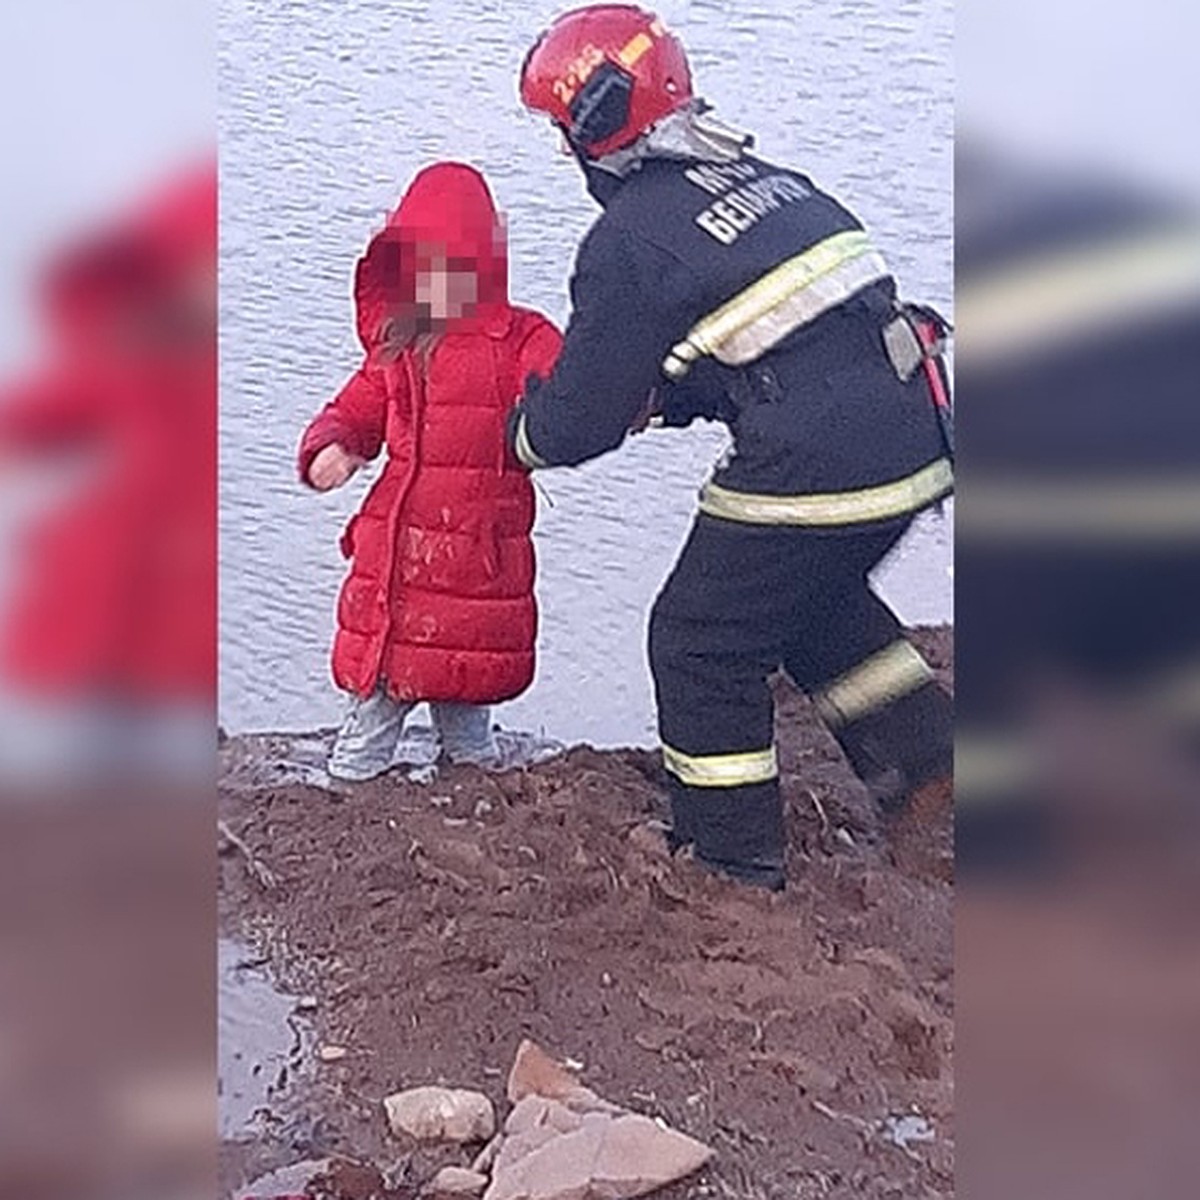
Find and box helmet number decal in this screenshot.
[551,25,658,107]
[552,44,605,106]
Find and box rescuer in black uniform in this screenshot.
[512,4,954,889]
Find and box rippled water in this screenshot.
[219,0,953,747]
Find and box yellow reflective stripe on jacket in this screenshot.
[958,225,1200,367]
[662,743,779,788]
[960,477,1200,541]
[512,412,547,469]
[814,641,934,728]
[663,230,890,379]
[699,458,953,527]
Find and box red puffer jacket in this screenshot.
[299,163,561,703]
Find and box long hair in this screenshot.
[377,312,439,368]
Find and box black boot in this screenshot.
[837,681,954,815]
[676,780,787,891]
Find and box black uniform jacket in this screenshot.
[513,152,949,505]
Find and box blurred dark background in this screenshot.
[957,1,1200,1196]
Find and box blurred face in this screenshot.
[414,249,479,322]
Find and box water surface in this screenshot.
[219,0,953,747]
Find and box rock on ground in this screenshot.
[383,1086,496,1144]
[431,1166,490,1196]
[218,627,954,1200]
[486,1040,714,1200]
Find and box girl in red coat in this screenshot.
[299,163,561,781]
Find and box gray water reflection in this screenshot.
[219,0,953,747]
[217,938,312,1141]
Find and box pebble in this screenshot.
[883,1113,935,1148]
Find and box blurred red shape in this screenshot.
[0,159,216,701]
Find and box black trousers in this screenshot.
[649,514,952,878]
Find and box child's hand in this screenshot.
[308,443,364,491]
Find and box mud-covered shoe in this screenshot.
[685,781,788,891]
[444,728,566,772]
[869,765,953,816]
[695,854,786,892]
[326,756,394,783]
[906,772,953,813]
[666,795,695,855]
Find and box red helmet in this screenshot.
[520,5,694,159]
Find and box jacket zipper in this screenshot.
[369,346,427,688]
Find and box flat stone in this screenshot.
[491,1123,562,1177]
[431,1166,489,1195]
[505,1095,557,1136]
[241,1158,331,1196]
[506,1039,581,1103]
[486,1123,605,1200]
[486,1106,714,1200]
[592,1113,715,1189]
[383,1086,495,1144]
[484,1041,715,1200]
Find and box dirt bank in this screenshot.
[219,628,953,1200]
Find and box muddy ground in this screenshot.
[219,628,953,1200]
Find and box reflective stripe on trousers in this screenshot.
[814,640,935,729]
[661,743,779,788]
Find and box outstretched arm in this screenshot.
[509,230,692,469]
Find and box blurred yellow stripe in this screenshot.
[959,225,1200,364]
[960,478,1200,540]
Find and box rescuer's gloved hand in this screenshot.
[656,358,740,428]
[507,372,551,467]
[655,379,718,428]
